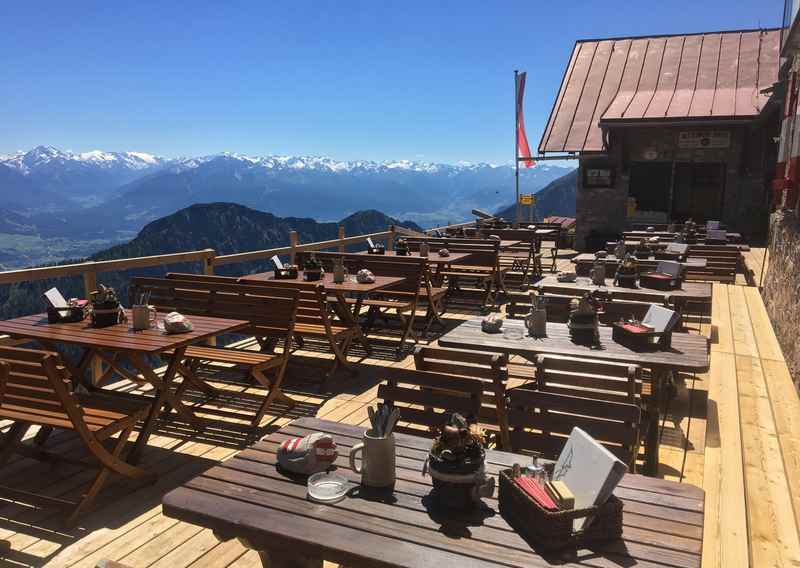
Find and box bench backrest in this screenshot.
[538,293,652,323]
[131,276,299,342]
[412,346,508,434]
[300,252,426,295]
[404,237,499,268]
[508,388,640,467]
[234,279,336,335]
[378,367,484,438]
[534,354,641,404]
[0,346,86,432]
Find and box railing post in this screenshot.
[338,226,346,252]
[82,265,102,385]
[203,249,216,275]
[289,231,299,265]
[387,225,396,252]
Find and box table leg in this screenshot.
[128,348,202,464]
[645,369,667,476]
[335,291,371,354]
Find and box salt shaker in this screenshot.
[525,457,547,484]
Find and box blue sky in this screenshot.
[1,0,778,164]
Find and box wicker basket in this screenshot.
[498,469,623,550]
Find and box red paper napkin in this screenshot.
[514,476,558,510]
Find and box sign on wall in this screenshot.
[678,131,730,149]
[583,167,615,188]
[519,194,535,205]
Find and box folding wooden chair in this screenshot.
[0,346,154,525]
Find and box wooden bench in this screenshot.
[405,237,505,310]
[412,346,511,448]
[507,387,642,470]
[531,354,653,471]
[131,276,300,427]
[378,366,485,439]
[164,273,357,384]
[0,346,154,525]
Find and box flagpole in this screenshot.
[514,70,521,228]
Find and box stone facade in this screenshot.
[763,210,800,390]
[574,121,778,250]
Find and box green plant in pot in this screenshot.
[395,238,409,256]
[423,413,494,511]
[90,284,124,328]
[303,253,323,281]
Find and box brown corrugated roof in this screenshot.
[538,28,781,154]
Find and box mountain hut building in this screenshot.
[537,29,782,250]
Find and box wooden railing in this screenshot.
[0,219,484,364]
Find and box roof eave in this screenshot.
[599,116,760,129]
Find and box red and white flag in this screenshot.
[516,72,536,168]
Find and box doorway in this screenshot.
[672,162,725,222]
[628,162,672,214]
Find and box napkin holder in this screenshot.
[272,261,299,280]
[498,469,623,550]
[46,302,89,324]
[639,272,677,290]
[611,322,671,350]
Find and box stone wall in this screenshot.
[763,209,800,389]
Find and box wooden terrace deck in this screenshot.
[0,247,796,567]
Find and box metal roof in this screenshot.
[538,28,781,154]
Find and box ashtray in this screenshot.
[307,471,350,504]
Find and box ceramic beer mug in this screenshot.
[349,429,396,489]
[131,305,157,330]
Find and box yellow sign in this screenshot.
[519,194,535,206]
[627,197,637,217]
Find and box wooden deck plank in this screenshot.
[736,354,800,567]
[0,264,797,568]
[702,350,748,568]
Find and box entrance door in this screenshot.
[628,162,672,214]
[672,163,725,222]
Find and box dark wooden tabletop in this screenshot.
[607,240,750,252]
[572,254,708,269]
[0,310,248,354]
[534,275,713,302]
[239,271,405,294]
[355,250,473,265]
[624,230,742,242]
[163,417,704,568]
[439,319,710,372]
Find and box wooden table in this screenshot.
[439,319,710,474]
[0,311,247,462]
[163,417,705,568]
[624,230,743,243]
[534,275,713,305]
[571,253,707,275]
[607,240,750,252]
[239,271,405,353]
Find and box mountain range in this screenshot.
[0,145,574,268]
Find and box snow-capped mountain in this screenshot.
[3,145,574,240]
[0,145,171,207]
